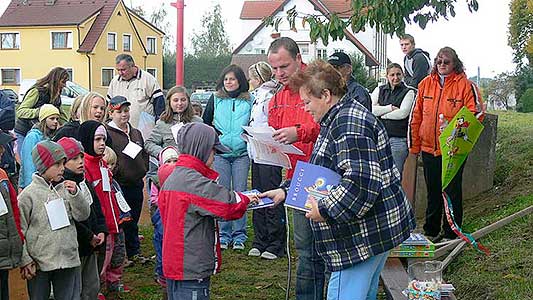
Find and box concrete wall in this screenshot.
[411,113,499,219]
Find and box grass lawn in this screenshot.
[122,111,533,300]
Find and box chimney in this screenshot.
[45,0,57,5]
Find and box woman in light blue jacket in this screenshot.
[19,104,60,189]
[203,64,253,250]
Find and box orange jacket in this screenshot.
[268,65,320,179]
[409,72,485,156]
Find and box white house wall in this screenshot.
[236,0,386,77]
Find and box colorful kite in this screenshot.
[439,106,490,255]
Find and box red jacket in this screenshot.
[409,72,485,156]
[268,64,320,178]
[84,154,120,234]
[158,155,249,280]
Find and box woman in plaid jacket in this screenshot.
[262,60,416,300]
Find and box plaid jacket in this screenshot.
[307,97,416,272]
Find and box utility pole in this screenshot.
[171,0,184,85]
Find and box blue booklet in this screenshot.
[285,161,341,212]
[242,189,275,210]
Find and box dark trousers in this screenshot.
[0,269,8,300]
[251,162,286,256]
[422,152,465,238]
[121,181,145,258]
[27,267,81,300]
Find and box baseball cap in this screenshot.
[327,52,352,66]
[109,95,131,110]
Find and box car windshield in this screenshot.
[66,81,89,96]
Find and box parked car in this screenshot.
[18,79,89,105]
[190,90,214,108]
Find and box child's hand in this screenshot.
[90,235,100,248]
[20,262,36,280]
[248,193,260,205]
[96,233,106,246]
[63,180,78,194]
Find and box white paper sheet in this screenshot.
[171,122,185,143]
[115,191,131,213]
[242,126,304,155]
[45,198,70,231]
[100,167,111,192]
[0,192,8,216]
[122,141,142,159]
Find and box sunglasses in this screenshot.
[436,59,451,66]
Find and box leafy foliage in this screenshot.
[508,0,533,67]
[348,53,378,92]
[517,88,533,112]
[513,66,533,106]
[264,1,479,45]
[191,4,232,58]
[485,73,516,110]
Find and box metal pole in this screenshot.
[171,0,185,85]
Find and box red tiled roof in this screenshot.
[240,0,285,19]
[240,0,352,20]
[0,0,106,27]
[78,0,120,53]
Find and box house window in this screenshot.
[334,49,345,53]
[101,68,114,86]
[107,33,117,50]
[51,32,72,49]
[146,68,157,78]
[0,33,20,49]
[1,68,21,85]
[254,48,266,54]
[297,43,309,55]
[123,34,132,52]
[147,37,156,54]
[317,49,327,60]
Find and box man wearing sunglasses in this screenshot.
[409,47,485,243]
[400,34,432,89]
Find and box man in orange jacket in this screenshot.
[267,37,323,300]
[409,46,485,242]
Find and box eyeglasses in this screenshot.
[436,59,451,66]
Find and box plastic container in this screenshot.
[405,261,443,300]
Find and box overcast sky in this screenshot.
[0,0,515,78]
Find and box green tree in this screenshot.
[265,0,480,45]
[517,88,533,112]
[508,0,533,67]
[184,54,232,90]
[485,73,516,110]
[191,4,231,58]
[348,53,378,92]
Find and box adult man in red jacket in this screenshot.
[267,37,323,300]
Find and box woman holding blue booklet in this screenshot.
[260,60,416,300]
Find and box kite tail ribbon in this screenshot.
[442,192,490,256]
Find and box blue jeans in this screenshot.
[167,278,210,300]
[213,155,249,245]
[293,210,325,300]
[327,251,389,300]
[151,206,164,278]
[15,132,25,158]
[389,137,408,177]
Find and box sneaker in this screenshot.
[123,259,134,268]
[248,248,261,257]
[232,242,245,250]
[138,234,145,242]
[260,251,278,260]
[118,283,131,293]
[220,243,229,250]
[131,254,149,264]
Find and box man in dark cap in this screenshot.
[328,51,372,111]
